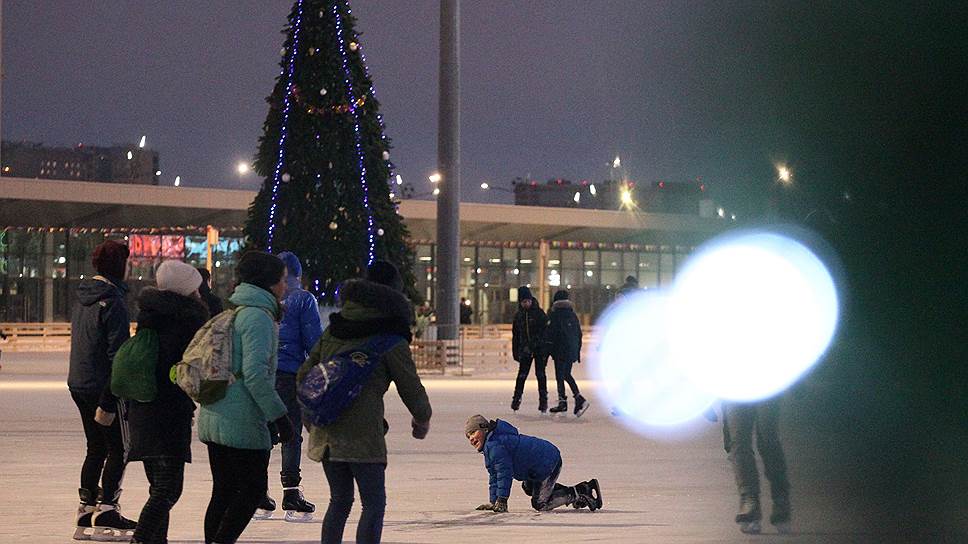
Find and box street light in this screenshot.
[429,172,441,183]
[620,187,635,208]
[777,165,792,185]
[480,182,489,190]
[480,182,512,194]
[237,162,249,175]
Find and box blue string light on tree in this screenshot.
[332,1,376,266]
[266,0,306,253]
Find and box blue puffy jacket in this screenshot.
[481,420,561,503]
[277,278,323,374]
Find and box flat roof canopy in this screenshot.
[1,177,723,245]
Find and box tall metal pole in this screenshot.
[436,0,460,341]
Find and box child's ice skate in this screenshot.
[573,395,590,418]
[90,503,136,541]
[770,499,792,534]
[73,488,97,541]
[549,400,568,415]
[252,494,276,520]
[574,479,603,511]
[735,495,762,534]
[282,487,316,522]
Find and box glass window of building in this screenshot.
[601,250,622,288]
[638,252,659,288]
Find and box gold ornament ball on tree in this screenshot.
[329,221,338,230]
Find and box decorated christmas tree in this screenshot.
[244,0,416,303]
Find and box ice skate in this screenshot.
[575,479,603,511]
[573,395,590,418]
[90,503,136,541]
[282,487,315,522]
[735,495,762,534]
[510,397,521,412]
[73,488,97,540]
[770,499,792,534]
[549,400,568,414]
[538,398,548,415]
[252,494,276,520]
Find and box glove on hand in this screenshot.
[274,415,295,444]
[411,418,430,439]
[475,502,494,511]
[493,497,508,513]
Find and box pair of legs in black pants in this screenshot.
[321,461,386,544]
[204,443,270,544]
[553,358,581,403]
[274,372,304,488]
[71,390,127,504]
[512,353,548,410]
[133,457,184,543]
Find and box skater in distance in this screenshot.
[465,415,602,513]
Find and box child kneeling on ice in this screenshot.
[465,415,602,512]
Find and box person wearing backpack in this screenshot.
[197,251,293,544]
[255,251,322,522]
[126,260,209,544]
[67,240,136,541]
[296,260,432,544]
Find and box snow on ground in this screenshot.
[0,352,905,543]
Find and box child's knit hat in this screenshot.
[465,414,491,436]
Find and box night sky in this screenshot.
[5,1,959,215]
[3,1,966,534]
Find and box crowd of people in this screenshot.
[65,240,791,542]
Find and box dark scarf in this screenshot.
[328,312,413,343]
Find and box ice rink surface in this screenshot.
[0,352,946,543]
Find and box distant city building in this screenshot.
[512,177,716,216]
[1,141,159,185]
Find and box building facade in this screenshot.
[1,178,727,324]
[1,141,159,185]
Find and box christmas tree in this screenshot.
[244,0,417,303]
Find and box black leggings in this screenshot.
[204,443,270,544]
[553,358,581,402]
[71,390,128,504]
[133,457,184,543]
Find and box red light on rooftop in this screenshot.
[700,184,706,192]
[658,181,665,189]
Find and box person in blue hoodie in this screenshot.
[255,251,323,522]
[464,415,602,513]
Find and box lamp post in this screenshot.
[236,162,250,188]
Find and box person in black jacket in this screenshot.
[68,240,135,540]
[544,290,589,417]
[511,286,549,413]
[196,267,224,316]
[128,260,209,544]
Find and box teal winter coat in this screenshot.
[197,283,288,450]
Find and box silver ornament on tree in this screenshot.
[281,173,291,182]
[280,47,287,56]
[382,151,390,161]
[319,88,328,96]
[377,228,385,236]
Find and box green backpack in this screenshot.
[110,328,160,402]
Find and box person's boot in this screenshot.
[735,494,762,534]
[549,400,568,414]
[770,496,792,534]
[574,394,590,417]
[90,489,136,542]
[538,397,548,414]
[282,487,315,522]
[252,494,276,520]
[73,488,97,540]
[510,396,521,412]
[573,480,603,511]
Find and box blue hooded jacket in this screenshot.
[481,420,561,502]
[277,252,323,374]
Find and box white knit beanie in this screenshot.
[156,260,202,297]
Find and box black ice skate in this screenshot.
[549,400,568,414]
[573,395,590,418]
[90,503,136,541]
[282,487,316,522]
[252,494,276,520]
[510,397,521,412]
[770,499,792,534]
[735,495,762,534]
[538,398,548,414]
[574,479,603,512]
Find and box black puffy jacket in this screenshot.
[512,304,547,362]
[126,288,209,462]
[544,299,582,363]
[68,276,130,411]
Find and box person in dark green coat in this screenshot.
[297,260,432,544]
[198,251,294,544]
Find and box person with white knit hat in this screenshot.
[126,259,210,544]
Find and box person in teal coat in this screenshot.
[197,251,293,544]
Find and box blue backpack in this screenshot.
[298,334,404,427]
